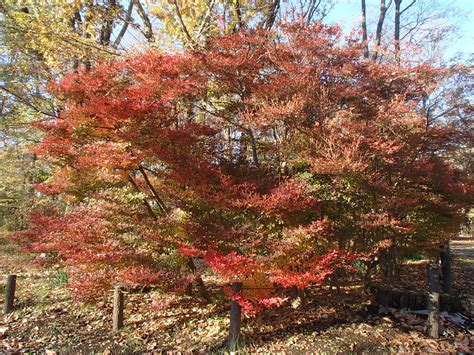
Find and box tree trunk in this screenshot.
[232,0,243,32]
[138,165,167,214]
[128,175,157,220]
[364,258,378,290]
[394,0,401,63]
[372,0,390,61]
[440,240,453,295]
[113,0,134,48]
[247,129,260,168]
[380,244,398,284]
[132,0,154,43]
[264,0,280,29]
[187,257,211,302]
[361,0,369,58]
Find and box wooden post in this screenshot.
[440,240,452,295]
[3,274,17,314]
[227,282,243,352]
[112,286,124,331]
[427,263,440,338]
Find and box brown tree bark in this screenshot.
[232,0,243,32]
[394,0,417,63]
[128,174,157,220]
[100,0,117,46]
[440,240,453,295]
[187,257,211,302]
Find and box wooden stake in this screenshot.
[3,274,16,314]
[113,286,124,331]
[440,240,452,295]
[227,282,243,352]
[427,263,440,338]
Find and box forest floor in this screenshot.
[0,233,473,353]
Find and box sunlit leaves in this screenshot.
[20,22,472,310]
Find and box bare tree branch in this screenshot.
[132,0,154,43]
[0,86,58,118]
[113,0,134,48]
[401,0,416,14]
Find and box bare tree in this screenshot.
[294,0,336,23]
[372,0,392,61]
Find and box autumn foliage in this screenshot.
[19,23,472,310]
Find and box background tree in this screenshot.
[0,0,139,231]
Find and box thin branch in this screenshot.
[305,0,323,24]
[0,86,58,118]
[138,165,168,214]
[170,0,194,44]
[128,174,157,220]
[196,0,215,37]
[400,0,416,14]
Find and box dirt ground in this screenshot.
[1,233,473,353]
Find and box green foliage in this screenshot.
[49,270,69,287]
[402,253,427,262]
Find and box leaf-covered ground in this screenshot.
[1,234,473,353]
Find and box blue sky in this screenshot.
[322,0,473,59]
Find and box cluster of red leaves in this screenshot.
[269,251,358,290]
[18,22,472,310]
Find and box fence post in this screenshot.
[228,282,243,352]
[3,274,17,314]
[427,263,440,338]
[112,286,124,331]
[440,240,452,295]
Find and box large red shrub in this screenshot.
[20,23,472,310]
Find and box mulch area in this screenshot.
[1,234,473,353]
